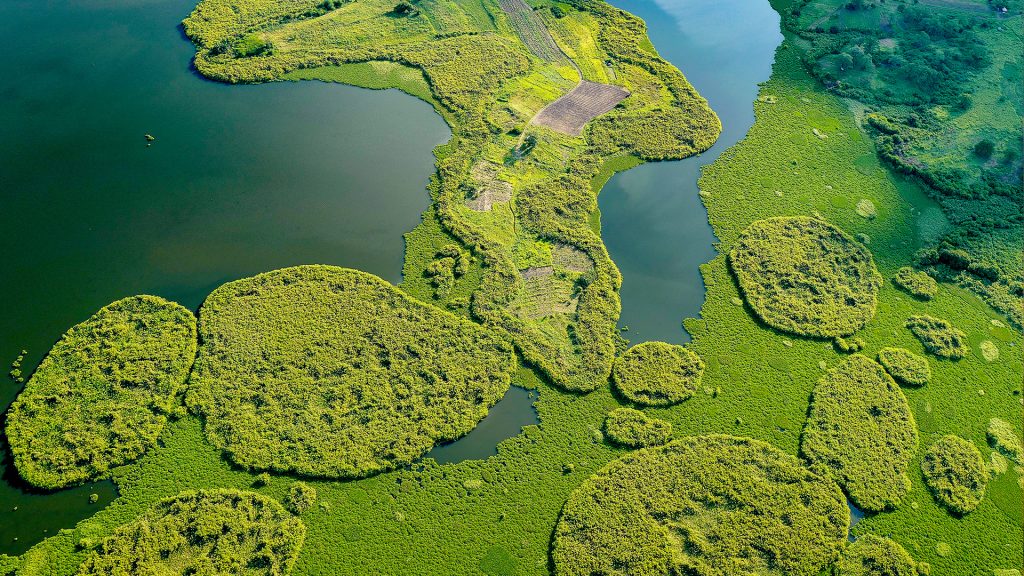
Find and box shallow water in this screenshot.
[600,0,783,344]
[0,0,448,554]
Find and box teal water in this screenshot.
[0,0,449,554]
[427,386,539,465]
[600,0,783,344]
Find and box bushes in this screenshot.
[921,435,988,515]
[603,408,672,448]
[892,267,938,300]
[877,347,931,387]
[552,435,848,576]
[287,482,317,515]
[836,534,918,576]
[611,342,703,406]
[905,315,969,360]
[728,217,881,338]
[800,355,918,512]
[5,296,196,489]
[77,489,305,576]
[187,265,516,479]
[987,418,1022,463]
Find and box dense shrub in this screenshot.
[728,217,881,338]
[905,315,969,360]
[877,347,931,387]
[921,435,988,515]
[603,408,672,448]
[611,342,704,406]
[836,534,918,576]
[77,490,304,575]
[5,296,196,489]
[987,418,1022,463]
[287,482,317,515]
[892,267,938,300]
[800,355,918,511]
[187,265,516,478]
[552,435,848,576]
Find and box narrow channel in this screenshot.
[599,0,783,344]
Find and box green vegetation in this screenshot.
[921,435,989,515]
[77,489,305,576]
[836,534,918,576]
[987,418,1022,463]
[728,216,882,338]
[906,315,969,360]
[179,0,720,393]
[611,342,704,406]
[602,408,671,448]
[5,296,196,489]
[186,265,516,479]
[5,0,1022,573]
[552,435,848,576]
[892,266,938,300]
[784,0,1024,324]
[287,482,317,515]
[800,355,918,511]
[877,347,931,387]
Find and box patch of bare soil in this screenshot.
[552,243,593,273]
[465,161,513,211]
[532,81,630,136]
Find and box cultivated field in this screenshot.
[533,80,629,135]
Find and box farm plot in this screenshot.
[497,0,563,62]
[465,161,513,211]
[512,266,579,319]
[533,80,629,136]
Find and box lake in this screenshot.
[600,0,783,344]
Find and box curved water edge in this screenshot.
[427,386,540,465]
[599,0,784,344]
[0,0,448,554]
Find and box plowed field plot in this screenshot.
[533,81,630,136]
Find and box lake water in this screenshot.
[600,0,783,344]
[0,0,448,554]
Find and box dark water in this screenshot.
[427,387,539,465]
[0,0,448,554]
[848,498,866,541]
[600,0,783,344]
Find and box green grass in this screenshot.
[601,408,671,448]
[611,342,704,406]
[5,296,196,490]
[728,216,882,338]
[552,435,848,576]
[186,265,516,479]
[76,489,305,576]
[800,355,919,512]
